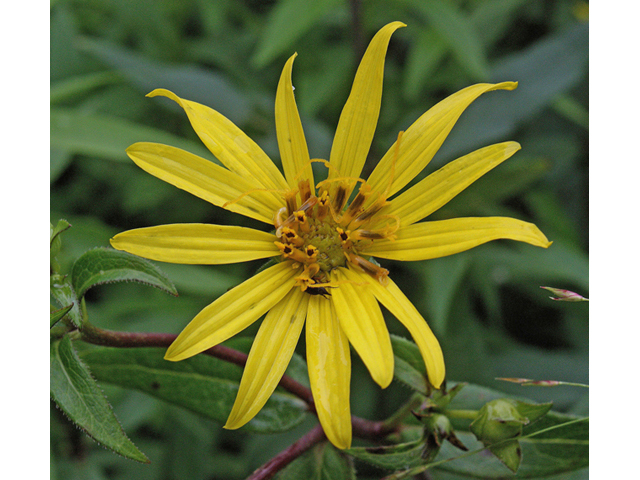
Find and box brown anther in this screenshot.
[351,229,394,241]
[347,253,389,285]
[284,190,298,216]
[351,195,389,228]
[298,179,312,203]
[339,184,371,227]
[331,183,349,214]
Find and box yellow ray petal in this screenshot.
[357,271,445,388]
[362,217,552,261]
[147,89,288,196]
[276,53,313,191]
[366,82,518,198]
[165,262,297,361]
[111,224,279,264]
[306,296,352,449]
[127,142,283,223]
[384,142,521,227]
[328,22,405,182]
[330,268,394,388]
[225,288,308,429]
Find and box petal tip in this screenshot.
[164,342,189,362]
[146,88,180,104]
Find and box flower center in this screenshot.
[274,179,399,293]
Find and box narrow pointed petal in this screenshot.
[306,296,352,449]
[165,262,297,361]
[384,142,521,227]
[329,22,405,182]
[357,271,445,388]
[111,224,279,264]
[362,217,552,261]
[225,289,308,429]
[148,89,289,195]
[276,54,313,190]
[366,82,518,198]
[127,142,283,223]
[331,268,394,388]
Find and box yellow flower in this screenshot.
[111,22,550,449]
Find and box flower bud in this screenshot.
[470,399,529,444]
[540,286,588,302]
[417,413,467,462]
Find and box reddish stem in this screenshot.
[78,323,400,478]
[246,424,326,480]
[79,323,316,406]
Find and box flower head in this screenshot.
[111,22,550,449]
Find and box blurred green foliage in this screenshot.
[50,0,588,478]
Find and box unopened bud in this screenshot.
[470,399,529,444]
[540,286,588,302]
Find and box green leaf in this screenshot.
[81,341,308,434]
[488,439,522,473]
[71,247,178,299]
[435,22,588,163]
[78,37,251,125]
[434,415,588,478]
[50,107,214,163]
[434,383,588,478]
[50,71,122,105]
[419,254,470,336]
[347,438,427,471]
[251,0,343,68]
[390,334,430,395]
[275,443,355,480]
[410,0,489,80]
[513,399,554,424]
[50,337,149,463]
[50,219,72,247]
[403,29,447,101]
[51,304,74,328]
[50,274,83,328]
[473,241,589,291]
[51,219,72,274]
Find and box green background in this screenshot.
[50,0,588,478]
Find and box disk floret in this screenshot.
[274,179,398,293]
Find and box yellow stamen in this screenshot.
[274,207,288,231]
[294,210,310,233]
[295,263,321,291]
[336,227,353,249]
[281,227,305,247]
[316,190,330,220]
[275,242,309,263]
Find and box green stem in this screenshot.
[445,409,479,420]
